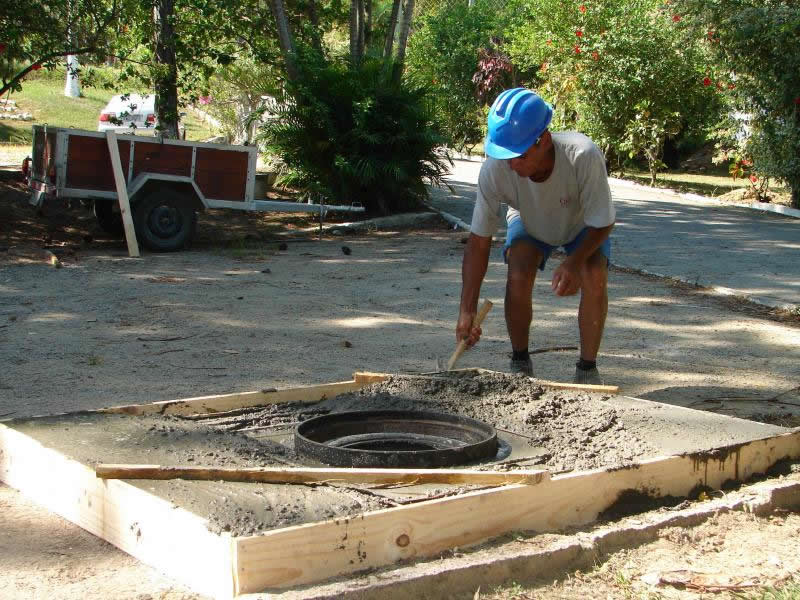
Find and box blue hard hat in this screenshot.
[485,88,553,159]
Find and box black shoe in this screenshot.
[574,366,602,385]
[509,357,534,376]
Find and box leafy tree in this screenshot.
[506,0,719,183]
[405,0,506,152]
[205,58,284,144]
[674,0,800,208]
[0,0,119,96]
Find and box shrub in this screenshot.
[674,0,800,208]
[507,0,720,181]
[259,54,451,215]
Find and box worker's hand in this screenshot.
[456,309,482,347]
[551,259,582,296]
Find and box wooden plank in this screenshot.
[194,146,249,201]
[65,133,130,191]
[0,423,236,599]
[131,139,193,178]
[105,131,140,258]
[353,371,392,385]
[534,379,619,394]
[95,464,550,487]
[352,371,619,394]
[102,379,370,416]
[232,430,800,593]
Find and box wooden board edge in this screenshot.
[105,130,140,258]
[0,423,236,599]
[535,379,619,393]
[95,464,551,487]
[102,379,369,416]
[233,429,800,592]
[353,371,392,384]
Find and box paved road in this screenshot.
[428,159,799,311]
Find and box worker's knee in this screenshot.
[506,266,535,295]
[580,255,608,297]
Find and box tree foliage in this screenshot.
[405,0,508,153]
[673,0,800,207]
[506,0,718,182]
[0,0,119,96]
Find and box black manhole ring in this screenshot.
[294,410,498,468]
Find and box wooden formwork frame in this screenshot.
[1,371,799,598]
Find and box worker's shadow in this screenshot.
[637,385,800,427]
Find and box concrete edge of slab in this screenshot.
[253,475,800,600]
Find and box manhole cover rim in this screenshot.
[294,409,498,468]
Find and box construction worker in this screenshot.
[456,88,615,384]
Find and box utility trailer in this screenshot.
[26,125,363,252]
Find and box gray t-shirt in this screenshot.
[470,131,615,246]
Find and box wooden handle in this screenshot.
[447,299,493,370]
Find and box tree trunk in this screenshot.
[357,0,366,59]
[394,0,415,65]
[268,0,299,82]
[364,0,373,49]
[383,0,401,59]
[307,0,323,53]
[153,0,180,139]
[791,183,799,209]
[64,54,80,98]
[349,0,361,65]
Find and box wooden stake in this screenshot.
[105,130,139,257]
[95,464,550,487]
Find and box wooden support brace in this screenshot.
[95,464,550,487]
[105,130,139,258]
[352,371,619,394]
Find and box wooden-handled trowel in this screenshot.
[438,299,494,371]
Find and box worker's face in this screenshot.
[508,131,550,179]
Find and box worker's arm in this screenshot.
[457,233,492,346]
[551,223,614,296]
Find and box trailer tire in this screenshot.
[133,191,196,252]
[93,200,124,236]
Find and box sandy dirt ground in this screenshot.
[1,173,799,599]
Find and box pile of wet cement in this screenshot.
[192,371,659,473]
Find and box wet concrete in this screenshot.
[6,372,787,537]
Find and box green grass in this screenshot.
[735,580,800,600]
[0,68,218,144]
[613,164,749,196]
[614,165,790,203]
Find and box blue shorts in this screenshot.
[503,217,611,271]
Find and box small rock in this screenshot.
[342,340,352,348]
[278,242,288,251]
[341,245,352,255]
[261,268,271,274]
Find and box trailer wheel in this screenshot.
[93,200,124,236]
[133,191,196,252]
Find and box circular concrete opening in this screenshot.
[295,410,498,468]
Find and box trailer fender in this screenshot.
[127,174,206,212]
